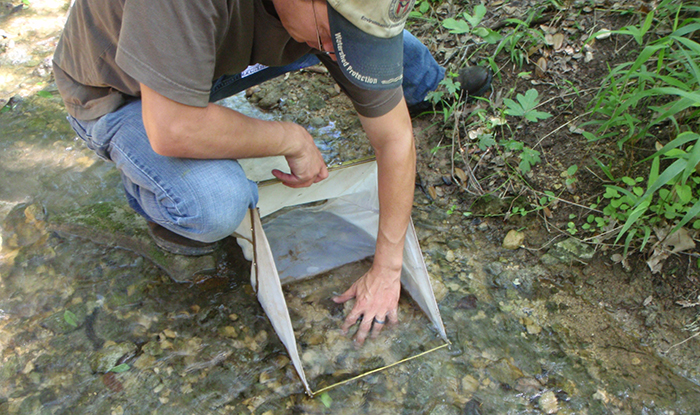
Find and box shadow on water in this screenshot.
[1,86,700,415]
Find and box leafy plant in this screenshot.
[492,9,546,67]
[441,4,502,44]
[584,4,700,148]
[409,0,436,19]
[502,139,541,173]
[503,89,552,122]
[579,2,700,253]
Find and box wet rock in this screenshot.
[539,390,559,414]
[303,95,326,111]
[456,294,478,310]
[89,342,137,373]
[219,326,238,338]
[309,116,326,127]
[462,399,482,415]
[430,403,461,415]
[515,377,542,395]
[502,229,525,250]
[257,89,283,109]
[483,262,503,277]
[547,237,595,263]
[461,374,479,394]
[430,274,448,302]
[487,358,524,387]
[2,202,48,249]
[142,341,163,357]
[40,302,89,334]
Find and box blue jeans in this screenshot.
[67,31,444,242]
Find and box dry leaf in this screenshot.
[535,57,548,78]
[544,33,554,46]
[454,168,467,184]
[542,206,553,218]
[646,227,696,273]
[552,33,565,50]
[427,185,437,200]
[662,228,696,253]
[596,29,612,40]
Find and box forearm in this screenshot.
[360,99,416,273]
[141,83,303,160]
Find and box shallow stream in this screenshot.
[2,1,700,414]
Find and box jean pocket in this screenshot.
[67,115,112,161]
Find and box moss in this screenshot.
[54,202,144,236]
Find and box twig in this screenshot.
[527,188,604,214]
[451,104,484,195]
[662,331,700,355]
[534,109,594,149]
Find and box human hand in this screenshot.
[332,265,401,346]
[271,123,328,188]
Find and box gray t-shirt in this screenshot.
[53,0,403,120]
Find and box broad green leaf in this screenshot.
[37,91,52,98]
[472,27,502,43]
[676,183,692,203]
[109,363,130,373]
[442,18,470,34]
[463,4,487,28]
[64,310,78,327]
[320,392,333,408]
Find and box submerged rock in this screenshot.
[539,390,559,414]
[89,342,137,373]
[2,202,48,249]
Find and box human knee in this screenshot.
[184,174,258,243]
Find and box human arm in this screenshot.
[333,97,416,345]
[140,83,328,187]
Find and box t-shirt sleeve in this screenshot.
[115,0,228,107]
[318,54,403,118]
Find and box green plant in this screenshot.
[564,165,578,191]
[580,2,700,253]
[492,10,546,68]
[320,392,333,408]
[441,4,502,44]
[503,89,552,122]
[109,363,130,373]
[583,4,700,148]
[501,139,541,173]
[426,72,463,122]
[64,309,78,327]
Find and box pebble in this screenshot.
[461,374,479,394]
[220,326,237,338]
[445,250,456,262]
[539,390,559,414]
[502,230,525,249]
